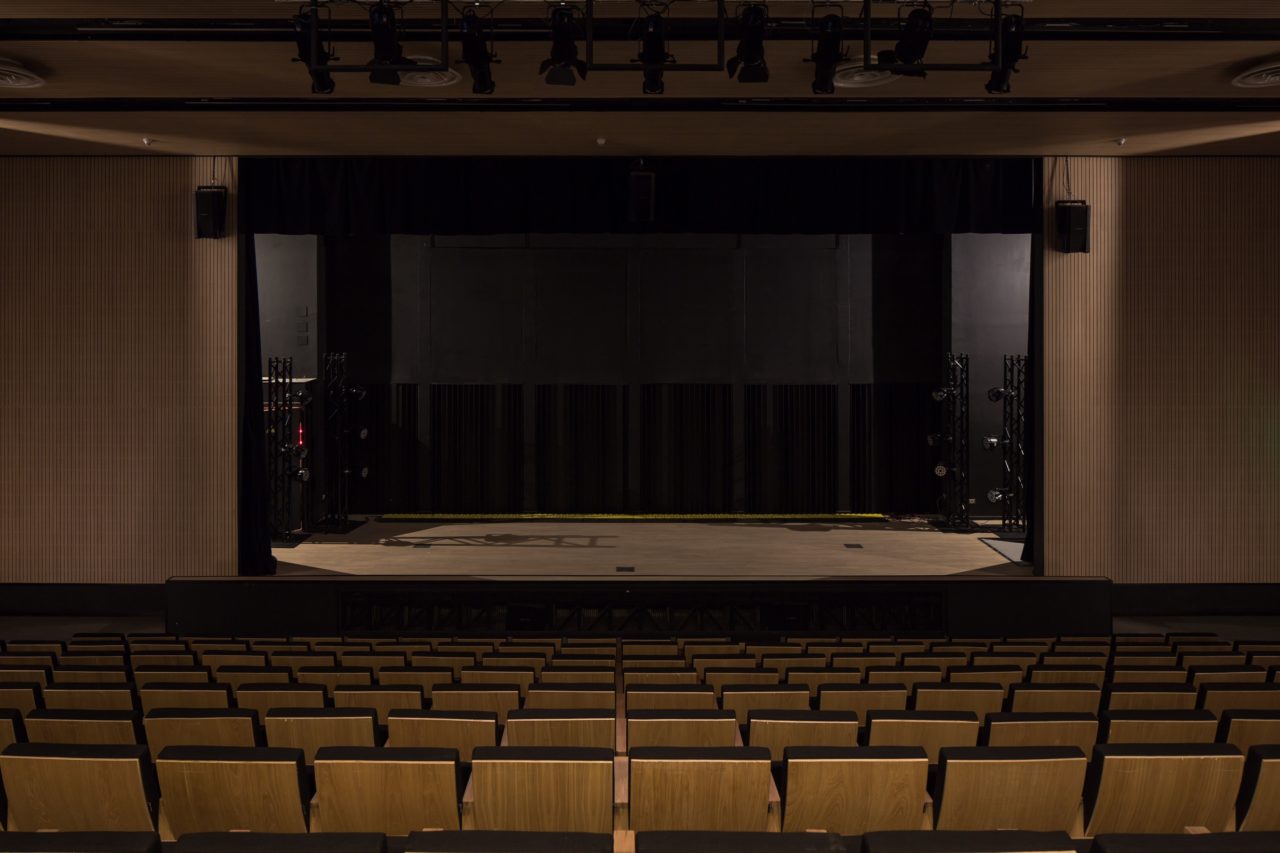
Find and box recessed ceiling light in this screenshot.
[0,59,45,89]
[832,61,896,89]
[401,55,461,88]
[1233,62,1280,89]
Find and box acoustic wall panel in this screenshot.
[1043,157,1280,583]
[0,157,238,582]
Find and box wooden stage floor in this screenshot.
[274,518,1025,580]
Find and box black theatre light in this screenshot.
[986,12,1026,94]
[981,435,1003,451]
[987,386,1014,402]
[933,463,953,478]
[460,7,497,94]
[987,487,1010,503]
[293,468,312,483]
[292,7,336,94]
[810,13,845,95]
[931,387,955,402]
[879,3,932,71]
[369,0,411,85]
[541,5,588,86]
[727,4,770,83]
[637,13,671,95]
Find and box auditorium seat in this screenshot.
[0,708,24,751]
[787,667,860,697]
[1100,710,1217,744]
[1088,833,1280,852]
[504,709,615,750]
[627,685,717,713]
[404,830,611,853]
[340,652,408,675]
[628,746,774,832]
[143,708,259,757]
[912,683,1005,718]
[860,830,1079,852]
[692,656,758,683]
[0,684,41,717]
[296,666,375,697]
[746,711,858,761]
[1199,682,1280,716]
[40,683,135,711]
[22,709,143,745]
[269,653,338,676]
[623,669,700,688]
[1216,709,1280,753]
[635,830,848,853]
[432,683,522,724]
[626,710,738,749]
[137,683,232,713]
[481,653,547,678]
[1188,666,1267,687]
[377,666,455,700]
[51,666,130,684]
[780,746,927,834]
[543,667,615,686]
[818,685,910,720]
[467,746,614,832]
[1082,744,1245,835]
[982,713,1099,754]
[265,708,378,763]
[933,746,1086,832]
[173,834,385,853]
[155,745,310,836]
[0,667,48,688]
[133,665,212,686]
[865,667,944,691]
[0,743,157,831]
[721,684,811,725]
[760,655,825,678]
[1103,683,1198,712]
[1008,684,1102,715]
[311,746,460,833]
[0,834,163,853]
[1029,665,1107,688]
[524,683,615,710]
[1108,667,1186,684]
[705,668,781,696]
[214,666,291,691]
[865,711,980,763]
[1237,745,1280,831]
[948,666,1024,693]
[386,709,499,760]
[235,682,327,717]
[333,685,424,724]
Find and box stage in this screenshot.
[273,517,1026,580]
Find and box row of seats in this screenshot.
[2,740,1277,836]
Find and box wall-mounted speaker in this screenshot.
[1054,199,1090,254]
[195,185,228,239]
[628,169,656,225]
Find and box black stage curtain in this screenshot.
[236,230,276,576]
[240,157,1038,236]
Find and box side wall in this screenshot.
[0,157,238,583]
[1044,157,1280,583]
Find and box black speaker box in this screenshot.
[628,170,656,225]
[1055,199,1090,254]
[195,185,229,239]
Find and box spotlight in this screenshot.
[293,468,312,483]
[727,5,769,83]
[541,5,588,86]
[988,386,1014,403]
[369,0,410,86]
[460,7,497,94]
[933,464,952,479]
[982,436,1003,451]
[292,8,336,94]
[637,13,671,95]
[879,3,932,72]
[931,387,955,402]
[987,488,1009,504]
[810,13,845,95]
[986,12,1026,95]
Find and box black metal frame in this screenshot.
[861,0,1018,76]
[936,352,971,530]
[265,356,295,539]
[584,0,728,74]
[303,0,452,77]
[319,352,352,528]
[998,354,1028,532]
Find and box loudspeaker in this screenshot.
[195,185,228,239]
[628,169,656,225]
[1054,199,1090,254]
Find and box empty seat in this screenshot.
[235,682,327,717]
[22,709,143,745]
[1238,745,1280,831]
[51,666,129,684]
[296,667,375,697]
[155,745,310,836]
[860,830,1078,853]
[332,684,424,724]
[818,684,909,719]
[1199,682,1280,716]
[622,669,700,689]
[626,685,717,713]
[1104,683,1198,712]
[1108,666,1186,684]
[1100,710,1217,744]
[404,830,611,853]
[704,668,780,696]
[137,683,232,713]
[312,746,461,833]
[143,709,259,758]
[1029,665,1107,687]
[865,667,943,690]
[213,666,291,691]
[626,710,738,750]
[1189,666,1268,687]
[132,666,211,686]
[780,746,927,834]
[933,746,1086,832]
[386,709,499,761]
[746,711,858,762]
[628,747,773,832]
[377,666,455,699]
[0,743,158,831]
[1217,709,1280,754]
[1083,744,1245,835]
[41,683,136,711]
[468,746,613,833]
[982,713,1098,755]
[504,709,615,750]
[1008,683,1101,715]
[0,683,41,716]
[432,684,521,724]
[0,708,25,750]
[542,667,615,686]
[524,683,615,711]
[786,668,860,697]
[912,683,1004,719]
[721,684,810,725]
[264,708,378,764]
[865,712,980,763]
[173,833,385,853]
[0,833,162,853]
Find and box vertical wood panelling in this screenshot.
[0,157,238,582]
[1044,157,1280,583]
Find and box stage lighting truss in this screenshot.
[266,356,300,539]
[294,0,453,89]
[584,0,729,86]
[992,353,1028,532]
[932,352,972,529]
[859,0,1028,91]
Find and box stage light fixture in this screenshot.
[988,386,1014,402]
[982,435,1003,451]
[810,13,845,95]
[727,5,770,83]
[541,5,588,86]
[637,12,671,95]
[369,0,411,85]
[292,7,336,94]
[987,487,1009,503]
[931,387,955,402]
[986,12,1026,94]
[293,468,312,483]
[933,463,952,478]
[879,3,932,72]
[460,7,498,94]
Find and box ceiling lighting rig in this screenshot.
[291,0,453,92]
[541,3,589,85]
[861,0,1029,93]
[806,2,849,94]
[584,0,728,95]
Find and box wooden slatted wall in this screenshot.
[1043,157,1280,583]
[0,157,238,582]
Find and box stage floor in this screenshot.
[275,518,1025,580]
